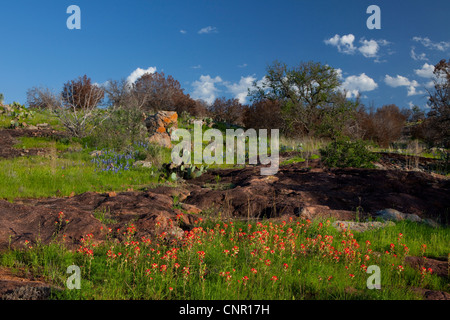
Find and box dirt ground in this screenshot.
[0,128,68,158]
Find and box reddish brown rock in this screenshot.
[411,287,450,300]
[0,189,201,250]
[0,267,61,300]
[184,162,449,223]
[405,256,448,279]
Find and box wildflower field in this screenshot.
[2,216,448,300]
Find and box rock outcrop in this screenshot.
[145,111,178,148]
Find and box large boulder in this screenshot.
[375,208,425,223]
[333,220,396,233]
[145,111,178,148]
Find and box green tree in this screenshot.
[249,61,354,138]
[426,59,450,148]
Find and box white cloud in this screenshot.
[180,29,187,34]
[424,80,435,89]
[191,75,222,104]
[358,39,379,58]
[384,75,412,87]
[414,63,435,78]
[325,34,390,61]
[238,63,248,68]
[340,73,378,98]
[126,67,157,85]
[224,75,257,104]
[191,65,202,69]
[384,75,424,97]
[93,80,109,88]
[406,84,423,97]
[198,26,218,34]
[410,46,428,61]
[334,68,343,80]
[413,36,450,51]
[324,34,356,54]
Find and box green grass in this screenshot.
[13,136,78,152]
[281,156,306,166]
[0,109,62,129]
[0,218,447,300]
[374,148,442,160]
[353,220,449,258]
[0,155,161,200]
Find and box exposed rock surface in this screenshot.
[333,220,396,233]
[0,266,62,300]
[185,162,449,224]
[1,159,448,252]
[145,111,178,148]
[405,256,449,279]
[0,190,201,251]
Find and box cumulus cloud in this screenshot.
[325,34,390,61]
[93,80,109,88]
[410,46,428,61]
[198,26,218,34]
[224,75,257,104]
[180,29,187,34]
[406,85,424,97]
[384,75,424,96]
[384,75,412,87]
[324,34,356,54]
[190,65,202,69]
[413,36,450,51]
[334,68,343,80]
[424,80,435,89]
[191,75,223,104]
[414,63,435,78]
[126,67,157,85]
[358,39,379,58]
[339,73,378,98]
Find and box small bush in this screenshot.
[87,106,147,151]
[320,138,379,168]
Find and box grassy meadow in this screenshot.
[1,218,448,300]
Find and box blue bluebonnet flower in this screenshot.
[91,142,151,174]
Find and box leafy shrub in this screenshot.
[320,138,379,168]
[87,106,147,151]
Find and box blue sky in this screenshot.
[1,0,449,110]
